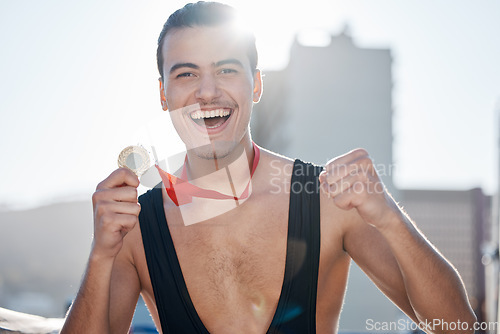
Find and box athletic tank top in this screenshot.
[139,159,322,333]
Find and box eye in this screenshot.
[220,68,238,74]
[176,72,195,78]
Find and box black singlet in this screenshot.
[139,159,322,334]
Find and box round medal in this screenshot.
[117,145,150,177]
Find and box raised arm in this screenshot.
[319,148,477,334]
[60,168,142,334]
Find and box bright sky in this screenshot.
[0,0,499,209]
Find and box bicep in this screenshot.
[341,206,418,321]
[109,238,141,333]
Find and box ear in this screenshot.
[252,70,263,103]
[159,78,168,111]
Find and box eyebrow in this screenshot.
[169,58,244,74]
[169,62,199,74]
[215,58,244,68]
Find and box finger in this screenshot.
[97,168,140,190]
[331,182,368,211]
[92,186,138,207]
[324,156,373,185]
[320,181,331,198]
[104,186,139,202]
[326,172,364,198]
[332,189,357,211]
[318,170,327,184]
[94,201,141,221]
[325,148,369,173]
[106,201,141,216]
[324,162,363,185]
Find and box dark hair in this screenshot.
[156,1,258,80]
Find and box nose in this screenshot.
[194,74,221,103]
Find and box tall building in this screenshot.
[400,188,489,319]
[252,29,395,193]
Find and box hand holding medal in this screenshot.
[116,143,259,207]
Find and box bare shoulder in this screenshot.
[252,147,294,194]
[257,146,294,173]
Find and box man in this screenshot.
[61,2,476,333]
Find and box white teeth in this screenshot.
[190,109,230,119]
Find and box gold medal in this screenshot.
[117,145,151,177]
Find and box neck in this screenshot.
[184,135,255,185]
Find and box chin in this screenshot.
[189,140,241,160]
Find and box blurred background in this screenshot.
[1,0,499,332]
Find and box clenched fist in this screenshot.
[91,168,141,259]
[319,148,399,229]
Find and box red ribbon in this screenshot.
[155,143,260,206]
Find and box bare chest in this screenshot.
[136,196,351,334]
[167,197,289,333]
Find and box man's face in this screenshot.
[159,24,262,160]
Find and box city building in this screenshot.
[252,29,395,194]
[399,188,489,319]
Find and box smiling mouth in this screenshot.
[190,108,232,129]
